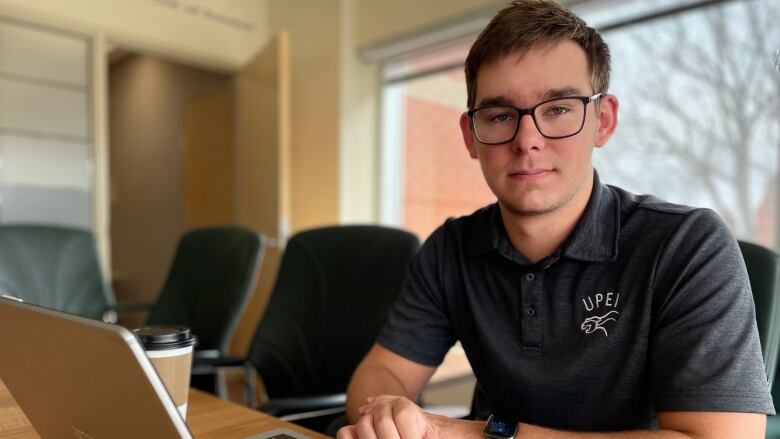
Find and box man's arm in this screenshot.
[345,343,437,423]
[341,397,765,438]
[510,411,765,438]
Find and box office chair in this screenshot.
[0,224,115,321]
[218,225,419,430]
[146,226,264,395]
[738,240,780,388]
[738,241,780,439]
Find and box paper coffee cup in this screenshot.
[133,326,197,419]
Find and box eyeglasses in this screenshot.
[467,93,602,144]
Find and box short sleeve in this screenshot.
[650,209,775,414]
[376,226,456,366]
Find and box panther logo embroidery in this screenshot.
[580,310,619,336]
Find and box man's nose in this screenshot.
[511,113,544,152]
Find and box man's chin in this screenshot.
[499,199,560,217]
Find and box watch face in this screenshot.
[485,415,516,438]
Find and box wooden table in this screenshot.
[0,348,472,439]
[0,380,31,439]
[0,379,328,439]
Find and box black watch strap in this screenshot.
[484,414,518,439]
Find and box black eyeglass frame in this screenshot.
[467,93,603,144]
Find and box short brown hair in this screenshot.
[465,0,610,108]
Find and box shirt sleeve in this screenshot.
[376,225,456,367]
[650,208,775,414]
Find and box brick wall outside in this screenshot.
[403,96,495,240]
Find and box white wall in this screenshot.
[0,0,270,70]
[0,18,93,229]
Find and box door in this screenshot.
[179,32,291,357]
[230,32,292,356]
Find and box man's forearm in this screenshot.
[433,418,692,439]
[510,424,692,438]
[345,361,410,423]
[344,393,762,439]
[432,413,762,439]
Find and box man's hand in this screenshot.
[345,345,437,423]
[337,395,441,439]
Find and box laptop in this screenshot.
[0,296,193,438]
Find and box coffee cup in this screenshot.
[133,326,197,419]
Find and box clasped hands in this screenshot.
[337,395,447,439]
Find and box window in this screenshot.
[381,0,780,248]
[595,0,779,248]
[381,42,494,239]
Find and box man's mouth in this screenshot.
[508,169,553,181]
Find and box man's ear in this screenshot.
[595,94,619,148]
[460,112,479,158]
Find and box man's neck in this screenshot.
[500,174,594,264]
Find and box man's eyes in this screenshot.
[542,105,572,116]
[485,111,516,123]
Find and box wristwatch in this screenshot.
[484,414,518,439]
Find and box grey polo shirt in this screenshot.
[377,172,775,431]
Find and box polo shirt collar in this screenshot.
[472,170,620,264]
[560,171,620,262]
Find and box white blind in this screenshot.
[0,17,92,228]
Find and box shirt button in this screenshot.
[525,273,535,281]
[526,307,536,316]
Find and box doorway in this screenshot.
[106,34,291,358]
[107,48,232,322]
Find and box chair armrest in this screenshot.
[260,393,347,417]
[189,356,256,407]
[279,405,347,422]
[193,349,222,360]
[102,309,118,324]
[102,301,154,324]
[191,354,246,369]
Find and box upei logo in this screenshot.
[580,292,620,337]
[581,310,619,336]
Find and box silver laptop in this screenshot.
[0,297,192,439]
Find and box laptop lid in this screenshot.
[0,297,192,439]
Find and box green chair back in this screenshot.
[247,225,419,400]
[738,240,780,388]
[0,225,114,320]
[147,226,263,355]
[739,241,780,439]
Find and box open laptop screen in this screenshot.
[0,297,192,439]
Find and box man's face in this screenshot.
[459,41,618,217]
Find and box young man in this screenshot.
[338,1,774,438]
